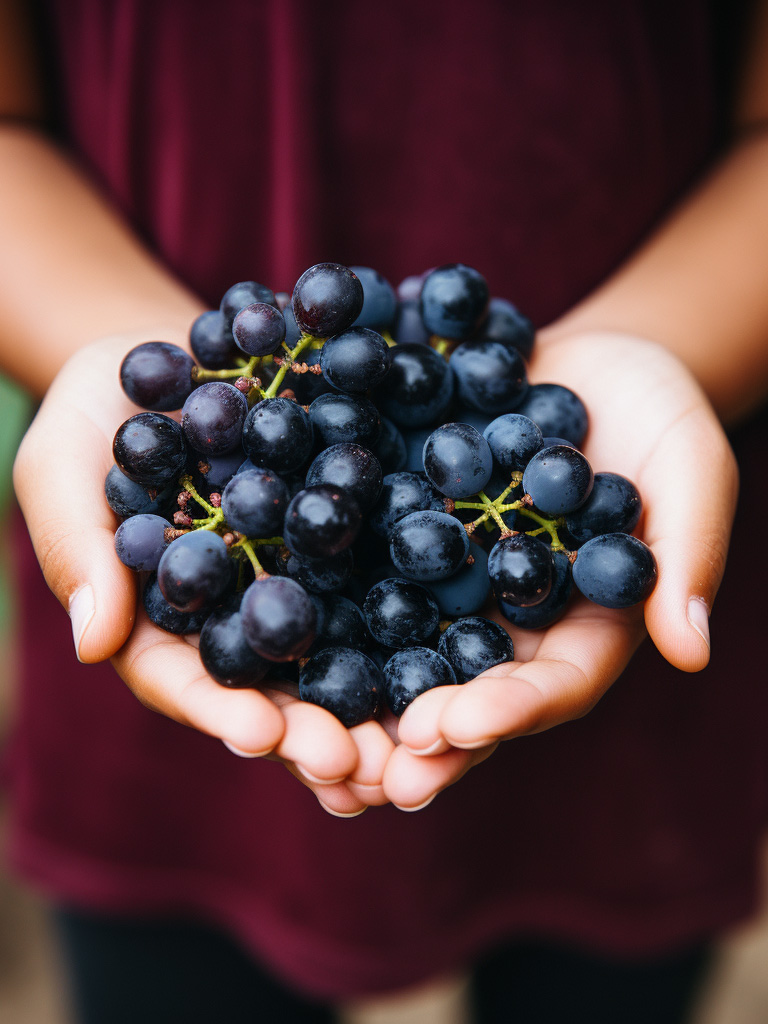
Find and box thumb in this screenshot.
[13,402,136,663]
[641,402,738,672]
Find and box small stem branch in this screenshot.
[193,356,257,382]
[179,475,216,516]
[264,333,317,398]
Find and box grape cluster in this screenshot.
[108,263,656,728]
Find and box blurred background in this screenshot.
[0,374,766,1024]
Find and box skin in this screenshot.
[3,0,768,815]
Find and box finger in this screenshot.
[14,402,136,663]
[640,403,738,672]
[345,720,397,806]
[437,602,644,748]
[396,686,457,756]
[112,615,285,753]
[383,741,497,810]
[271,697,359,784]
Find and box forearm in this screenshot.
[0,125,202,397]
[545,132,768,423]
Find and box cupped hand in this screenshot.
[384,329,738,809]
[12,330,395,816]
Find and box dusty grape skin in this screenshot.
[438,618,515,683]
[515,383,588,447]
[475,297,535,360]
[232,302,286,356]
[199,600,271,688]
[181,382,248,456]
[113,412,187,488]
[377,343,454,428]
[276,547,354,594]
[350,266,398,331]
[371,416,407,474]
[389,510,470,582]
[291,263,364,337]
[420,264,489,340]
[383,647,458,717]
[114,513,172,571]
[120,342,196,412]
[243,397,314,475]
[449,339,528,414]
[143,574,209,635]
[572,533,657,609]
[104,464,174,519]
[220,280,277,330]
[308,393,381,449]
[370,472,445,538]
[523,445,594,516]
[190,310,240,369]
[483,414,544,472]
[564,472,642,545]
[298,647,381,727]
[305,444,383,512]
[320,327,392,393]
[221,467,289,538]
[499,549,574,630]
[488,534,553,607]
[422,422,493,499]
[311,595,369,651]
[157,530,232,613]
[283,485,362,559]
[363,578,439,649]
[240,576,317,662]
[425,544,490,616]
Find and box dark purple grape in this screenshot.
[455,407,493,435]
[420,264,489,340]
[522,445,594,515]
[320,327,392,393]
[564,472,642,546]
[376,343,454,428]
[220,281,277,330]
[276,546,354,594]
[370,472,446,538]
[143,574,209,634]
[350,266,397,331]
[193,449,244,491]
[305,444,383,512]
[312,595,369,651]
[475,297,535,360]
[181,382,248,456]
[113,412,186,488]
[515,384,588,447]
[437,617,515,683]
[426,544,490,616]
[242,397,314,475]
[308,392,381,449]
[298,647,381,726]
[232,302,287,357]
[371,416,407,474]
[104,465,175,519]
[390,511,470,582]
[383,647,458,716]
[157,530,231,612]
[241,576,317,661]
[572,533,657,609]
[190,311,241,370]
[281,301,302,345]
[114,513,172,571]
[283,484,362,559]
[422,422,493,499]
[363,578,439,649]
[120,342,195,412]
[397,270,432,302]
[449,340,527,414]
[483,414,544,472]
[199,599,270,687]
[488,534,553,606]
[291,263,363,337]
[221,467,289,537]
[393,301,430,345]
[500,549,574,630]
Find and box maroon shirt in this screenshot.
[6,0,767,999]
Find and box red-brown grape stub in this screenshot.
[108,263,657,728]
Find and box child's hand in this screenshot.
[13,332,395,816]
[382,330,738,810]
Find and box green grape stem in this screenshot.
[454,475,568,551]
[264,333,319,398]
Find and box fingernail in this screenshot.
[296,766,347,786]
[69,585,95,663]
[393,795,436,812]
[317,799,366,818]
[403,738,450,757]
[687,597,710,650]
[222,741,272,758]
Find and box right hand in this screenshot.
[13,331,396,816]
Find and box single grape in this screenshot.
[283,484,362,559]
[113,412,187,488]
[193,449,244,491]
[449,339,527,414]
[397,270,433,302]
[437,618,515,683]
[157,530,231,612]
[199,598,271,687]
[363,578,439,649]
[389,510,470,581]
[350,266,398,331]
[420,264,489,340]
[311,595,369,651]
[221,467,289,537]
[377,343,454,428]
[371,416,407,474]
[104,464,175,519]
[120,342,195,412]
[243,397,314,475]
[298,647,381,727]
[276,546,354,594]
[143,574,209,635]
[232,302,286,356]
[190,311,240,370]
[291,263,363,337]
[241,576,317,661]
[308,392,381,449]
[305,444,383,512]
[499,549,574,629]
[488,533,553,606]
[422,422,493,499]
[425,544,490,616]
[572,533,657,608]
[455,407,494,435]
[564,472,642,545]
[282,302,303,345]
[522,444,594,515]
[220,281,277,331]
[475,297,535,360]
[370,472,445,538]
[114,513,172,571]
[320,327,392,393]
[515,383,588,447]
[392,301,430,345]
[181,382,248,456]
[383,648,458,717]
[483,414,543,471]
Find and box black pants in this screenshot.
[53,907,712,1024]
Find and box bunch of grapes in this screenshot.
[108,263,656,728]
